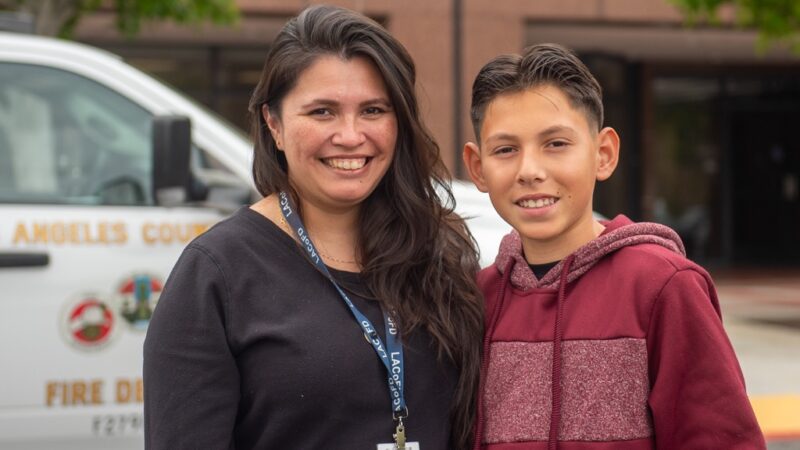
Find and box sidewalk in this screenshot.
[713,269,800,448]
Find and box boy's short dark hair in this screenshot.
[470,43,604,140]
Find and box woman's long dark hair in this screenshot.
[248,5,483,449]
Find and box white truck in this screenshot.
[0,31,508,449]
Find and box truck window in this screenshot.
[0,63,153,206]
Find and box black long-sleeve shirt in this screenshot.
[144,207,458,449]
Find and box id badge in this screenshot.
[377,442,420,450]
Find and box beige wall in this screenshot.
[75,0,754,175]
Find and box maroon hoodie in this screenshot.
[473,215,765,450]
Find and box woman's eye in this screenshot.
[309,108,332,117]
[363,106,385,115]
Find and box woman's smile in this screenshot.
[322,156,370,171]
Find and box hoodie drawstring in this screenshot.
[473,258,516,450]
[547,254,575,450]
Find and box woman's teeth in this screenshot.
[518,197,556,208]
[325,158,367,170]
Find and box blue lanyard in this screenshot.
[279,192,407,418]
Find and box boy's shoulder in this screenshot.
[612,240,707,277]
[590,214,710,282]
[589,239,717,309]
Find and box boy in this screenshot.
[463,44,765,449]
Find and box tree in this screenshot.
[669,0,800,51]
[0,0,238,37]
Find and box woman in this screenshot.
[143,5,484,450]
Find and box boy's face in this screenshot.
[463,84,619,263]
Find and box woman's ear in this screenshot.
[463,142,489,192]
[595,127,620,181]
[262,104,283,150]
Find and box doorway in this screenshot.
[729,106,800,263]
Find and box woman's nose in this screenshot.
[331,115,366,147]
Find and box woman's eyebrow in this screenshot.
[300,97,392,108]
[300,99,338,108]
[360,98,392,107]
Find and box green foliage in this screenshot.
[110,0,239,36]
[0,0,238,37]
[669,0,800,52]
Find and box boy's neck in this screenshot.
[521,219,606,264]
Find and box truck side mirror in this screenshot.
[152,116,191,206]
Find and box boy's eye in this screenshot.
[547,140,569,148]
[493,146,515,155]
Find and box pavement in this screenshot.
[713,269,800,449]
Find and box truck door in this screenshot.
[0,62,228,449]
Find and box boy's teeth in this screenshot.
[325,158,367,170]
[518,198,556,208]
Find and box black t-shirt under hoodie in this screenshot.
[529,261,560,280]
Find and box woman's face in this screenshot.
[264,55,398,214]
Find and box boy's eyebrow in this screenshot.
[538,124,576,137]
[484,132,518,144]
[484,125,576,144]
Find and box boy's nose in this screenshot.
[331,116,366,147]
[517,150,547,185]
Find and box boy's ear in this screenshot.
[262,104,283,149]
[463,142,489,193]
[595,127,620,181]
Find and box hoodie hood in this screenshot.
[494,215,685,291]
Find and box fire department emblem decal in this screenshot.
[117,274,163,331]
[60,295,118,351]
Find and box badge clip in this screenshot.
[393,416,406,450]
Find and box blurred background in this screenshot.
[10,0,796,268]
[1,0,798,448]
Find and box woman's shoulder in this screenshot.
[188,205,293,262]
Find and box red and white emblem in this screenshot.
[61,295,118,351]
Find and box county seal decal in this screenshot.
[60,294,119,351]
[116,273,163,331]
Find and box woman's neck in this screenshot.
[297,197,362,272]
[251,194,362,271]
[300,200,359,240]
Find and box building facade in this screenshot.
[74,0,800,266]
